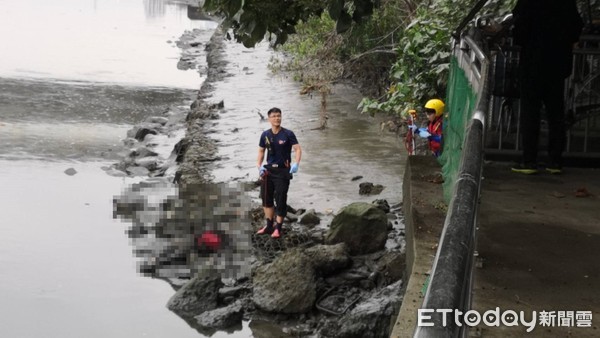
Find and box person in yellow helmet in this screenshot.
[416,99,445,157]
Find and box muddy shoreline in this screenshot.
[112,23,407,338]
[172,26,405,337]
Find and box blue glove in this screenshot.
[289,163,299,174]
[419,130,431,138]
[418,127,427,133]
[259,165,266,176]
[408,124,418,132]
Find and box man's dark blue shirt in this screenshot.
[259,128,298,167]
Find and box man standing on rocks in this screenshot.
[256,107,302,238]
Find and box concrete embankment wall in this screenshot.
[390,156,447,337]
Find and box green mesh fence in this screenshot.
[439,56,479,202]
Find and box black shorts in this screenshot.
[260,167,291,218]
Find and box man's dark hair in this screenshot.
[267,107,282,116]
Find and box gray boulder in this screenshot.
[128,123,162,141]
[167,271,222,318]
[252,248,316,313]
[372,199,390,213]
[325,202,388,254]
[194,301,243,330]
[359,182,384,195]
[335,280,403,338]
[299,209,320,226]
[375,252,406,284]
[304,243,351,275]
[130,147,159,158]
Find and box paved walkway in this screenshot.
[390,158,600,337]
[473,162,600,337]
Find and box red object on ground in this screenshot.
[271,228,281,238]
[197,231,221,251]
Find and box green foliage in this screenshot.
[274,0,413,103]
[270,13,342,88]
[206,0,519,120]
[359,4,453,116]
[340,1,411,57]
[282,14,338,60]
[359,0,517,117]
[203,0,380,47]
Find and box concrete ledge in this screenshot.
[390,156,447,337]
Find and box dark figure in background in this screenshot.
[511,0,583,175]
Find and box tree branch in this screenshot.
[345,47,398,65]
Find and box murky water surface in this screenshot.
[0,77,195,161]
[0,0,221,337]
[0,0,216,88]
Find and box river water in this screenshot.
[207,41,406,214]
[0,1,406,337]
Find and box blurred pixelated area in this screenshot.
[113,181,253,281]
[113,179,405,337]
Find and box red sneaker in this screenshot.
[256,225,273,235]
[271,228,281,238]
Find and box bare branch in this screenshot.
[345,47,398,65]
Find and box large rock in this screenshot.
[252,248,316,313]
[334,280,403,338]
[375,252,406,285]
[130,147,158,158]
[359,182,384,195]
[298,209,320,227]
[128,123,162,141]
[325,202,388,254]
[372,199,390,213]
[194,301,243,330]
[304,243,351,275]
[166,271,222,318]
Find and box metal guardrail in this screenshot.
[413,36,489,338]
[457,36,488,94]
